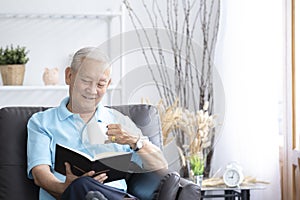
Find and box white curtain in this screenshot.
[212,0,282,199]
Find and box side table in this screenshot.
[201,185,266,200]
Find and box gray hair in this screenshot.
[70,47,111,73]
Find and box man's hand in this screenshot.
[106,124,138,148]
[106,124,168,171]
[65,162,108,184]
[92,173,108,183]
[64,162,78,185]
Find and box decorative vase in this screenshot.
[0,64,25,85]
[194,175,203,187]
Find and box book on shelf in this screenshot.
[54,144,133,183]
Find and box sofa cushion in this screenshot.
[176,178,201,200]
[0,107,48,200]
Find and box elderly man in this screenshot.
[27,47,167,200]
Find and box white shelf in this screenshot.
[0,85,121,108]
[0,86,68,108]
[0,85,120,91]
[0,85,68,91]
[0,12,122,20]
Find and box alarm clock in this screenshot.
[223,162,244,187]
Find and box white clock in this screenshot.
[223,163,244,187]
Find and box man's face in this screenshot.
[66,58,111,114]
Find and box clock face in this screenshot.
[223,169,241,187]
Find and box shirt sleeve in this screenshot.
[27,113,53,179]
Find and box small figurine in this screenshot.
[42,67,59,85]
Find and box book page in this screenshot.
[94,151,131,160]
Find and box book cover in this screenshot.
[54,144,133,183]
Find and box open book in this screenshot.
[54,144,133,183]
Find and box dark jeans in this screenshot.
[61,177,138,200]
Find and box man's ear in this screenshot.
[65,67,72,85]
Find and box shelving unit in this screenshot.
[0,12,122,19]
[0,85,68,91]
[0,85,68,107]
[0,7,125,107]
[0,85,120,108]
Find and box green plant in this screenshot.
[190,155,204,176]
[0,45,29,65]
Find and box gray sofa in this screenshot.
[0,104,200,199]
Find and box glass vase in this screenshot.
[194,175,203,187]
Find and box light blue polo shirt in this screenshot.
[27,97,142,200]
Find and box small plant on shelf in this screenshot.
[0,45,29,85]
[0,45,29,65]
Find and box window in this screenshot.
[293,0,300,149]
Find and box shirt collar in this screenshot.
[57,97,74,121]
[57,97,105,121]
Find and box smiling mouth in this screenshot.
[82,95,97,100]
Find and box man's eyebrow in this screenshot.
[78,74,91,78]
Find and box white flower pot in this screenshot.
[194,175,203,187]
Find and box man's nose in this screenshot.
[87,83,98,94]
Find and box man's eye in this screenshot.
[97,84,105,88]
[81,79,89,83]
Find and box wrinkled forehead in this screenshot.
[76,58,111,78]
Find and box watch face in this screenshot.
[136,139,143,149]
[134,136,148,151]
[223,169,241,187]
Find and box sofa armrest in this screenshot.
[126,169,181,200]
[176,178,201,200]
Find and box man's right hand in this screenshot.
[64,162,79,186]
[64,162,108,184]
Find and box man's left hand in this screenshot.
[106,124,138,148]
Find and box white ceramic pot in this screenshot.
[194,175,203,187]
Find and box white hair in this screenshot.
[70,47,111,74]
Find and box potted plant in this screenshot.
[189,154,204,187]
[0,45,29,85]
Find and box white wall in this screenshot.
[213,0,283,199]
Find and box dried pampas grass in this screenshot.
[157,99,217,157]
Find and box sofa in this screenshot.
[0,104,201,200]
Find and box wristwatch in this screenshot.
[132,136,149,152]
